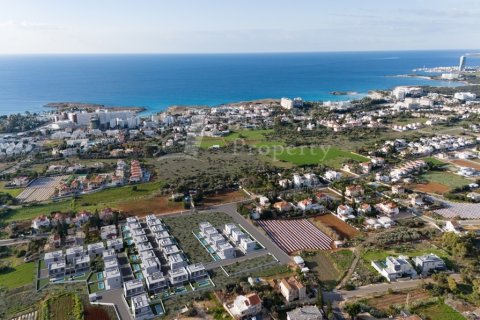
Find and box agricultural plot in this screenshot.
[257,219,332,254]
[451,159,480,170]
[365,289,431,312]
[313,214,359,239]
[303,250,354,290]
[16,175,69,202]
[421,172,471,189]
[413,300,466,320]
[436,201,480,219]
[268,146,369,167]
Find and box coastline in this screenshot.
[44,102,147,113]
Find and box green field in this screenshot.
[198,137,227,148]
[4,180,164,222]
[197,129,282,149]
[303,250,354,290]
[422,171,471,189]
[0,181,23,197]
[422,157,448,166]
[269,146,369,167]
[0,261,35,289]
[413,301,466,320]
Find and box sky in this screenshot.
[0,0,479,54]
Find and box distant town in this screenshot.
[1,59,480,320]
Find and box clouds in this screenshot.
[0,20,60,30]
[0,0,478,53]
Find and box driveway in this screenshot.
[99,288,132,320]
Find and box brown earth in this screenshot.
[366,289,431,311]
[313,214,359,239]
[201,190,248,206]
[116,195,184,216]
[84,306,111,320]
[451,159,480,170]
[413,182,450,194]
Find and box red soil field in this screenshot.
[314,214,359,239]
[413,182,450,194]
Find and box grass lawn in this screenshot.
[43,293,78,320]
[422,171,471,189]
[222,254,278,275]
[224,129,274,141]
[0,181,23,197]
[422,157,448,166]
[197,137,227,148]
[197,129,281,149]
[0,261,35,289]
[303,250,354,290]
[269,146,369,167]
[413,301,466,320]
[5,180,164,222]
[163,211,234,263]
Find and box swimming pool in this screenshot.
[153,304,164,315]
[96,272,104,280]
[175,286,187,293]
[197,279,211,287]
[135,272,144,280]
[130,255,139,262]
[132,264,141,271]
[98,281,105,290]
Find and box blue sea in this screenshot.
[0,50,469,115]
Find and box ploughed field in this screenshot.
[257,219,332,254]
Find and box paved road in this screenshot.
[0,239,30,247]
[337,273,461,300]
[0,234,49,247]
[99,288,132,320]
[201,203,292,264]
[204,249,270,270]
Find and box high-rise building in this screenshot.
[459,55,466,72]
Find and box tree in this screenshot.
[316,289,324,308]
[344,302,361,320]
[448,276,458,293]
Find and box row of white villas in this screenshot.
[371,253,446,281]
[45,238,121,279]
[199,221,235,259]
[223,223,257,254]
[121,215,210,319]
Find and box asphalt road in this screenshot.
[99,288,132,320]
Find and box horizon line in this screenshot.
[0,48,479,56]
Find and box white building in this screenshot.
[145,271,168,293]
[239,238,256,254]
[186,263,207,281]
[87,242,105,258]
[371,256,417,282]
[123,279,145,298]
[107,238,124,252]
[287,306,322,320]
[413,254,446,275]
[104,268,123,290]
[230,293,262,319]
[130,293,153,320]
[168,267,189,286]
